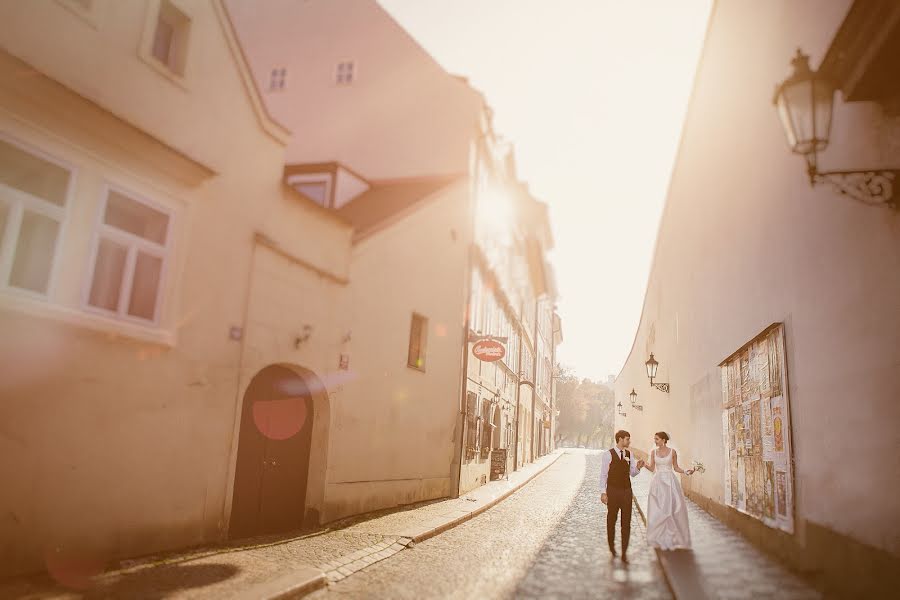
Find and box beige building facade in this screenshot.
[615,1,899,597]
[458,130,559,495]
[0,0,353,577]
[230,0,561,507]
[0,0,561,578]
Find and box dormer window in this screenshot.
[287,174,333,208]
[335,61,355,86]
[152,0,190,76]
[269,67,287,92]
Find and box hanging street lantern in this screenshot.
[773,48,897,208]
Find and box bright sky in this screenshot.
[379,0,712,382]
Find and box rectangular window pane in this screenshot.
[104,190,169,245]
[9,210,58,293]
[128,251,162,321]
[294,182,328,206]
[0,138,70,206]
[88,238,127,311]
[152,17,174,67]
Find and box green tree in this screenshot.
[554,365,615,449]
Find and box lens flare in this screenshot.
[45,546,105,590]
[252,398,308,440]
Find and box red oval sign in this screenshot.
[473,339,506,362]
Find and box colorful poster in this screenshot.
[764,461,775,519]
[721,325,793,534]
[775,471,787,517]
[723,410,731,496]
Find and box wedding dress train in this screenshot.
[646,449,692,550]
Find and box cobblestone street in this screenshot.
[308,451,670,600]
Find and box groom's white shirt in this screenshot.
[599,447,641,494]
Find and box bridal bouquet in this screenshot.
[690,460,706,474]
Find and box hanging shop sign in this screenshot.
[472,339,506,362]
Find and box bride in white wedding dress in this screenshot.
[644,431,693,550]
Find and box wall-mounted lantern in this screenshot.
[773,49,898,209]
[629,388,643,411]
[645,353,670,393]
[616,401,627,417]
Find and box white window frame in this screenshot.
[138,0,193,90]
[286,173,333,208]
[0,134,75,302]
[82,183,173,327]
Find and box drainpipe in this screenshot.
[530,296,540,462]
[550,314,560,451]
[451,134,482,499]
[513,323,522,471]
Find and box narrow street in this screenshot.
[308,451,670,600]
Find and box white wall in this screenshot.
[226,0,483,180]
[328,181,470,520]
[616,0,899,556]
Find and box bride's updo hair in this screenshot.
[655,431,670,443]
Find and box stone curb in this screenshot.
[411,451,565,545]
[234,566,326,600]
[632,491,710,600]
[289,451,565,598]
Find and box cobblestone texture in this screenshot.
[632,470,820,600]
[515,455,670,600]
[0,455,559,600]
[307,451,671,600]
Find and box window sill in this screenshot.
[138,51,190,93]
[0,293,176,348]
[407,364,426,373]
[55,0,103,30]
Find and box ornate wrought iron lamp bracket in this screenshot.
[808,165,898,208]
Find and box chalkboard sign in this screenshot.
[490,449,507,481]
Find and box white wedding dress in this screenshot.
[646,449,692,550]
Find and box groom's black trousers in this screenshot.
[606,486,633,554]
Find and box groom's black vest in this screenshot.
[608,448,632,491]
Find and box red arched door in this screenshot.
[230,365,313,539]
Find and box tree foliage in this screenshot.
[555,365,616,449]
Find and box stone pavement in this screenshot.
[0,452,562,600]
[514,453,670,599]
[309,450,671,600]
[632,470,821,600]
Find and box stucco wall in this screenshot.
[326,182,470,520]
[226,0,483,180]
[616,0,899,558]
[0,0,352,576]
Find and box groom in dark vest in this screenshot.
[600,429,644,562]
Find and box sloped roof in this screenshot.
[337,175,464,242]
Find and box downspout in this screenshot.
[530,296,540,462]
[451,135,480,498]
[513,323,522,471]
[550,315,560,451]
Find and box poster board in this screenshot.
[720,323,794,533]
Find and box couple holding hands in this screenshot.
[599,429,693,562]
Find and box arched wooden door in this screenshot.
[230,365,314,539]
